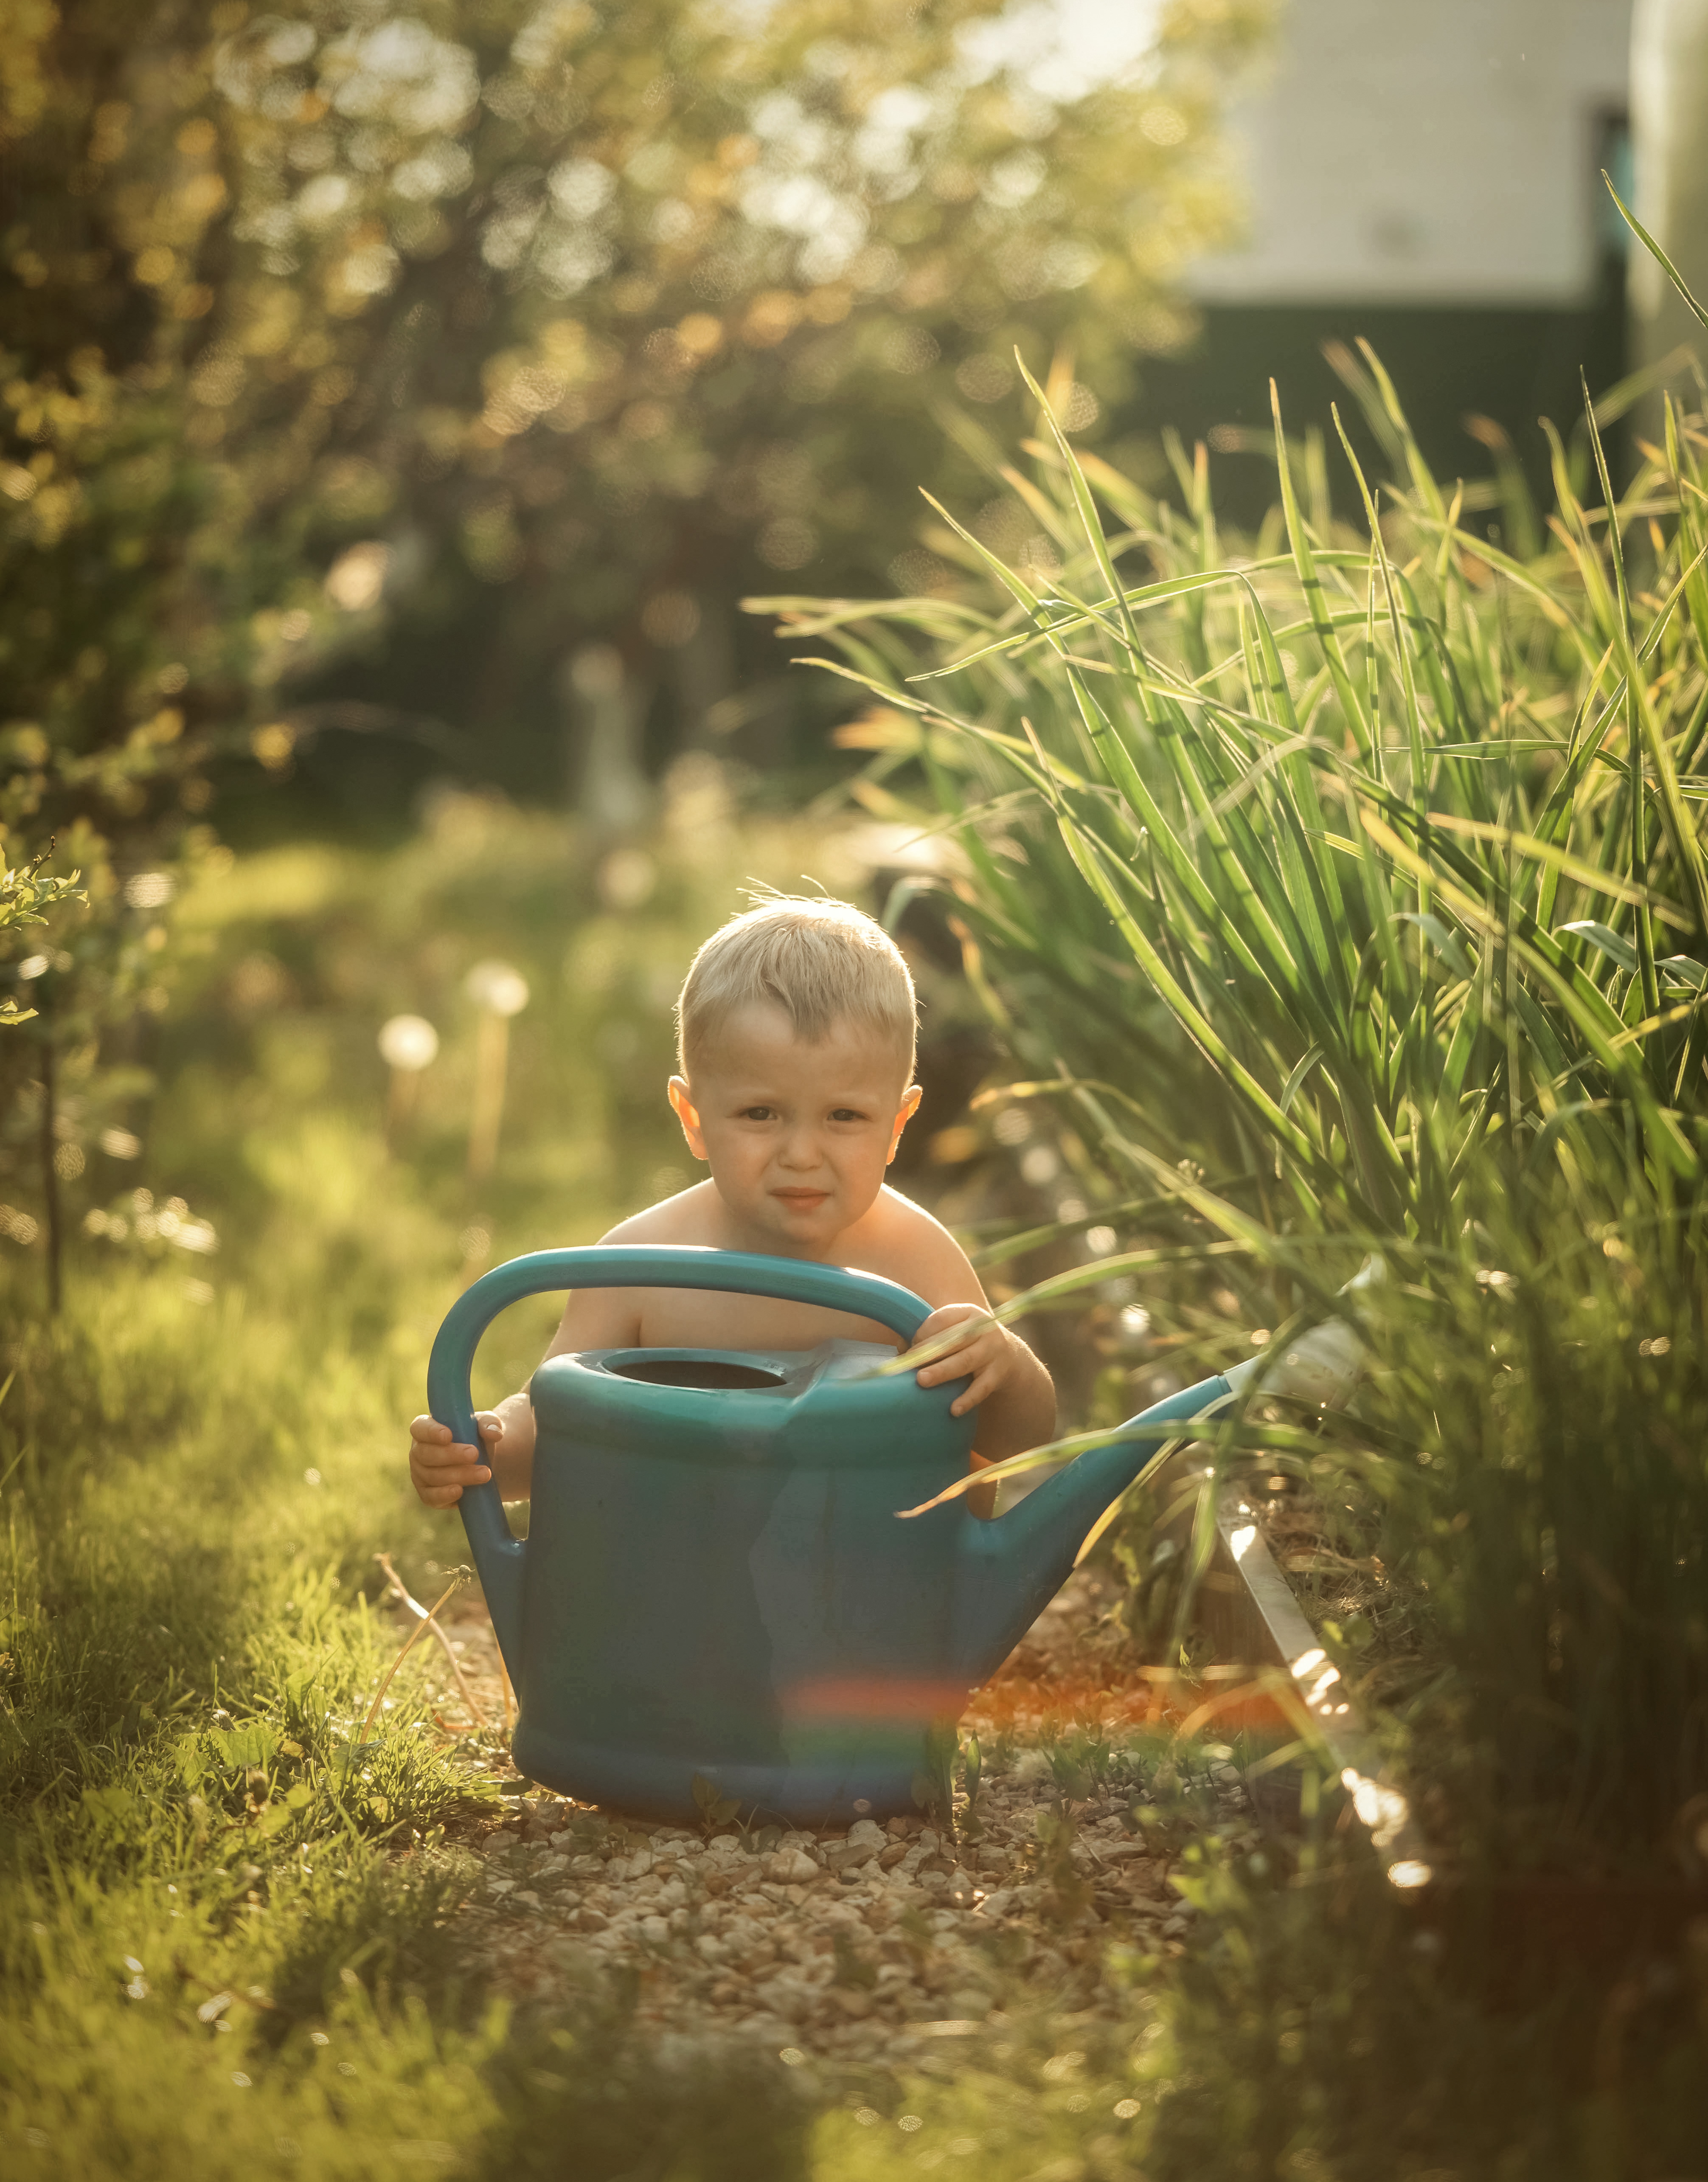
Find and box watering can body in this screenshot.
[427,1246,1242,1825]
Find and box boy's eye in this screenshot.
[740,1105,776,1121]
[829,1108,867,1123]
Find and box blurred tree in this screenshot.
[0,0,1266,832]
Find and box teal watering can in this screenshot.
[427,1244,1251,1827]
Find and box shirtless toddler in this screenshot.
[408,894,1055,1509]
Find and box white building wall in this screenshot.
[1191,0,1633,306]
[1630,0,1708,363]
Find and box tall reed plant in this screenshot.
[771,346,1708,1258]
[758,344,1708,1866]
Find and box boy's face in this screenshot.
[669,1001,921,1251]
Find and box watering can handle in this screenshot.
[424,1245,935,1669]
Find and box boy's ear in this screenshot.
[668,1075,708,1161]
[886,1083,924,1164]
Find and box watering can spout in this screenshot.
[948,1304,1375,1682]
[950,1369,1246,1685]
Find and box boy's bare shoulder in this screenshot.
[868,1182,957,1240]
[599,1182,725,1248]
[857,1185,986,1302]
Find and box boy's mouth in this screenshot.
[772,1188,830,1209]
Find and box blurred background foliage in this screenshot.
[0,0,1264,1338]
[0,0,1265,855]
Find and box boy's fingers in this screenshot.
[915,1338,994,1385]
[413,1448,491,1480]
[913,1310,984,1340]
[413,1410,500,1509]
[950,1369,1000,1416]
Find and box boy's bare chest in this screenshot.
[626,1286,904,1357]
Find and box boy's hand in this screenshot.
[409,1412,501,1508]
[905,1304,1017,1417]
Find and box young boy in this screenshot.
[408,894,1055,1510]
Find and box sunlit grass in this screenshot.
[770,349,1708,1254]
[0,784,861,2175]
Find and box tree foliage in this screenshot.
[1,0,1265,849]
[0,847,83,1025]
[0,0,1263,1293]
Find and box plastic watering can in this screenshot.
[427,1244,1255,1826]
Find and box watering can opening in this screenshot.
[601,1352,790,1392]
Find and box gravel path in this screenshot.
[411,1569,1255,2067]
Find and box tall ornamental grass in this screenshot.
[761,345,1708,1867]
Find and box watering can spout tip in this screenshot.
[950,1369,1250,1683]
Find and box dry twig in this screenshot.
[361,1569,465,1746]
[374,1551,489,1729]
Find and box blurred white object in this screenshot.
[380,1013,440,1145]
[1228,1319,1368,1407]
[378,1014,440,1071]
[1631,0,1708,378]
[564,643,651,835]
[1193,1,1629,309]
[464,964,528,1181]
[465,961,530,1018]
[1223,1257,1382,1409]
[324,540,390,612]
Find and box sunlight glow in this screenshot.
[960,0,1164,100]
[1341,1768,1416,1851]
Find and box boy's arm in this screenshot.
[914,1306,1056,1465]
[884,1203,1056,1465]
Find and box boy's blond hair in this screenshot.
[676,895,917,1075]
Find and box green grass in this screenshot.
[772,351,1708,1248]
[0,786,849,2176]
[815,1843,1708,2182]
[0,1262,499,2176]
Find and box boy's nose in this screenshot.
[777,1128,822,1169]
